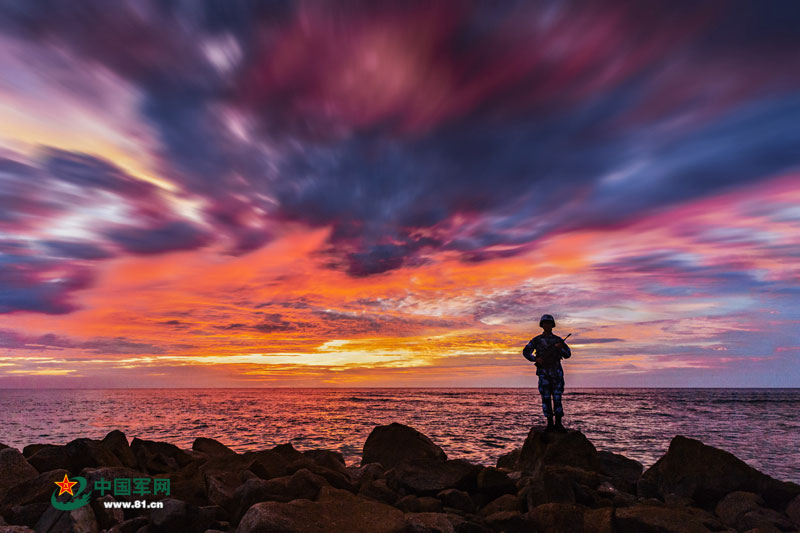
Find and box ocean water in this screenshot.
[1,388,798,483]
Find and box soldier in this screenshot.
[522,314,571,432]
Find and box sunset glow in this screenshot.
[1,2,799,387]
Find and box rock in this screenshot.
[715,491,764,525]
[303,450,347,474]
[101,431,138,470]
[0,449,38,501]
[349,463,386,488]
[130,438,192,474]
[236,486,406,533]
[475,467,515,498]
[79,466,150,503]
[192,438,236,457]
[437,489,476,514]
[298,462,357,492]
[91,495,124,530]
[232,468,327,523]
[26,446,68,474]
[639,435,800,510]
[270,443,305,463]
[387,459,480,495]
[404,512,456,533]
[0,469,69,512]
[205,470,241,511]
[737,507,795,532]
[241,450,290,480]
[597,450,643,493]
[495,448,521,470]
[521,465,582,508]
[362,423,447,468]
[786,494,800,526]
[358,478,398,505]
[527,502,585,533]
[64,438,123,473]
[34,504,98,533]
[0,526,35,532]
[106,516,148,533]
[517,428,599,474]
[21,444,47,458]
[396,495,444,514]
[583,507,614,533]
[150,498,211,533]
[3,503,50,529]
[615,504,732,533]
[483,511,534,533]
[596,481,637,507]
[479,494,521,517]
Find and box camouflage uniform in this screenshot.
[524,333,571,417]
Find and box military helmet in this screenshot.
[539,314,556,327]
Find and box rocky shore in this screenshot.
[1,423,799,533]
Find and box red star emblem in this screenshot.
[54,473,78,496]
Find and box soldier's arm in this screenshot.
[557,336,571,358]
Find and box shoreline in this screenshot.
[1,423,799,532]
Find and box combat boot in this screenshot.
[545,415,555,432]
[554,415,567,433]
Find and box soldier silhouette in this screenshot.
[523,314,571,432]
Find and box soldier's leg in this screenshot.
[552,373,565,417]
[553,371,566,431]
[538,374,555,429]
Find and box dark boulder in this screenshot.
[404,512,458,533]
[150,498,212,533]
[475,467,515,499]
[232,468,327,524]
[715,491,764,527]
[786,494,800,526]
[437,489,476,514]
[101,431,138,470]
[583,507,614,533]
[34,504,98,533]
[270,443,305,463]
[639,435,800,510]
[64,438,122,473]
[0,469,69,513]
[3,502,49,529]
[0,449,38,501]
[495,448,521,470]
[479,494,522,517]
[395,495,444,514]
[387,459,480,496]
[615,504,731,533]
[597,450,642,493]
[192,437,236,457]
[303,450,347,473]
[22,444,48,458]
[362,423,446,469]
[518,428,600,474]
[130,438,193,474]
[25,446,68,474]
[241,449,289,480]
[358,478,398,505]
[528,502,585,533]
[92,495,125,530]
[483,510,535,533]
[236,486,406,533]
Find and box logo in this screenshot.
[52,474,91,510]
[50,473,171,510]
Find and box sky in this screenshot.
[0,1,799,388]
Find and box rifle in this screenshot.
[531,333,571,367]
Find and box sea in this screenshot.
[1,388,798,483]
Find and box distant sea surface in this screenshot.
[2,388,798,482]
